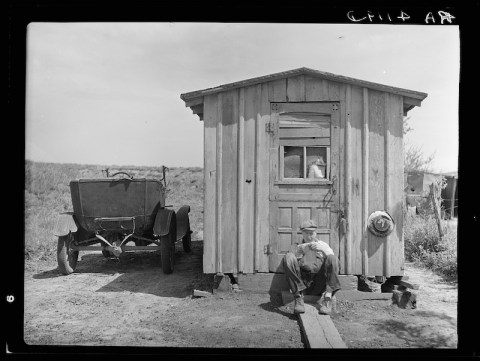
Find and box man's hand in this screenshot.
[309,241,322,252]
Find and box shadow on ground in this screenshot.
[374,311,457,347]
[32,241,207,299]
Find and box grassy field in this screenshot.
[24,160,204,264]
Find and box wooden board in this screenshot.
[329,83,343,264]
[349,86,364,275]
[255,82,271,272]
[268,78,287,102]
[344,84,352,275]
[202,94,218,273]
[237,88,245,273]
[305,75,329,101]
[286,75,305,102]
[281,290,392,304]
[221,89,239,273]
[367,89,386,276]
[362,88,369,276]
[387,93,406,276]
[298,304,347,348]
[215,93,223,272]
[242,85,258,274]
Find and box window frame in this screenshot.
[277,145,332,185]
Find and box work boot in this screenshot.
[318,293,336,315]
[293,292,305,314]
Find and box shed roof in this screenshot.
[180,67,428,120]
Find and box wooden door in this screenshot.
[269,102,341,272]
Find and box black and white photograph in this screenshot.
[8,3,473,354]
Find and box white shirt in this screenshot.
[295,238,334,260]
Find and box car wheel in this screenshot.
[182,228,192,253]
[57,232,79,275]
[160,216,176,274]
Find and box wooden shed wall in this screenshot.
[203,74,405,276]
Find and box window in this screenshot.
[276,110,332,184]
[282,146,330,180]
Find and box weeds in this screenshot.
[404,212,457,280]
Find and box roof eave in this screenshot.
[180,67,428,103]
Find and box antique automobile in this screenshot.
[53,167,191,275]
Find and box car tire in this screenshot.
[57,232,79,275]
[160,216,176,274]
[182,228,192,253]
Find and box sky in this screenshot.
[25,23,459,172]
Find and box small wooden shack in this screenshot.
[181,67,427,278]
[405,170,458,218]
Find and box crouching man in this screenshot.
[282,219,341,315]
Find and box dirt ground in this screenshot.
[23,240,457,349]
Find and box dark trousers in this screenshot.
[282,252,341,296]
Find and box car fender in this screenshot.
[176,205,191,240]
[53,212,78,237]
[153,208,176,237]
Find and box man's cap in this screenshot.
[300,219,318,231]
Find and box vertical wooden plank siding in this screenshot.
[268,79,287,102]
[350,86,364,275]
[203,94,218,273]
[221,89,239,273]
[305,75,328,101]
[243,85,257,273]
[388,94,405,275]
[256,83,271,272]
[362,88,369,276]
[328,81,341,102]
[215,93,223,272]
[344,84,352,275]
[286,75,305,102]
[367,90,386,276]
[332,81,344,264]
[383,93,391,277]
[238,88,245,273]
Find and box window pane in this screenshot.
[284,146,304,178]
[306,147,327,179]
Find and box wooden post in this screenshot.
[429,183,443,240]
[450,177,457,219]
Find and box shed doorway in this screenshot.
[268,102,341,272]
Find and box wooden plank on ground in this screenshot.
[281,290,391,305]
[298,304,347,348]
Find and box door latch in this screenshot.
[332,175,337,195]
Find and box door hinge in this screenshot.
[264,244,273,255]
[332,103,339,111]
[265,122,274,133]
